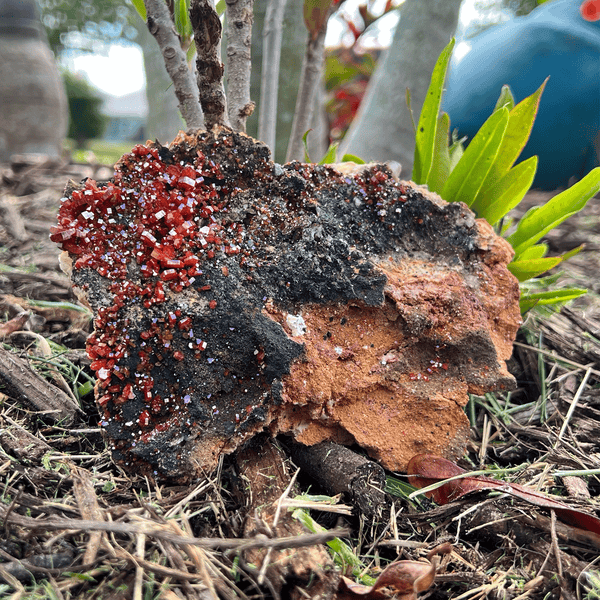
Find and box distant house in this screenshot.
[101,89,148,142]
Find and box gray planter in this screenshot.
[0,0,68,161]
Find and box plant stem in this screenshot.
[285,8,330,162]
[190,0,230,130]
[225,0,255,133]
[143,0,204,130]
[258,0,287,151]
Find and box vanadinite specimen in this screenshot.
[53,129,521,481]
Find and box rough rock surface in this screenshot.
[52,129,521,481]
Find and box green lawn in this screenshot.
[65,139,136,166]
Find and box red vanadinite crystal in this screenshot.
[51,141,243,436]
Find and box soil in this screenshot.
[1,152,600,600]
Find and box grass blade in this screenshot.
[412,38,455,185]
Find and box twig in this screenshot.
[190,0,230,130]
[257,468,299,585]
[226,0,255,132]
[555,367,592,446]
[133,533,145,600]
[143,0,204,130]
[285,6,331,161]
[0,505,349,552]
[258,0,288,150]
[512,341,600,378]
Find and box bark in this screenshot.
[287,441,389,519]
[257,0,288,151]
[0,346,80,424]
[225,0,254,132]
[190,0,230,130]
[285,10,329,162]
[341,0,462,177]
[143,0,203,131]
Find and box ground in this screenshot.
[1,153,600,600]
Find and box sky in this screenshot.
[69,0,480,98]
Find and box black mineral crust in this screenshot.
[56,129,489,481]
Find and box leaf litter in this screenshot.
[1,155,600,599]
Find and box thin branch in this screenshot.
[225,0,255,132]
[258,0,288,150]
[190,0,230,130]
[0,505,349,552]
[285,8,330,162]
[143,0,204,130]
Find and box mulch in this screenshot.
[1,154,600,599]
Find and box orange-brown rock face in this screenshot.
[52,130,521,480]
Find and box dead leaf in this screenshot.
[407,454,600,537]
[0,312,29,337]
[336,559,436,600]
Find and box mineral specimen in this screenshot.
[52,129,521,481]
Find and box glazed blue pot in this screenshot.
[442,0,600,190]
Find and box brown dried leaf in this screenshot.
[407,454,600,537]
[0,312,29,337]
[337,560,436,600]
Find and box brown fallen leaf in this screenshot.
[407,454,600,538]
[337,559,436,600]
[0,312,29,337]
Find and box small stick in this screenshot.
[555,367,592,446]
[143,0,204,130]
[257,468,300,585]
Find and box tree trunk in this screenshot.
[247,0,326,162]
[340,0,462,178]
[133,16,186,144]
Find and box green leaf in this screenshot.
[215,0,226,15]
[303,0,335,40]
[341,153,366,164]
[507,167,600,256]
[78,380,94,398]
[441,107,509,208]
[131,0,146,21]
[483,79,547,193]
[560,244,584,262]
[427,112,451,194]
[494,85,515,112]
[518,243,548,260]
[302,129,313,162]
[477,155,538,225]
[519,288,587,312]
[319,142,339,165]
[508,256,562,282]
[412,38,455,185]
